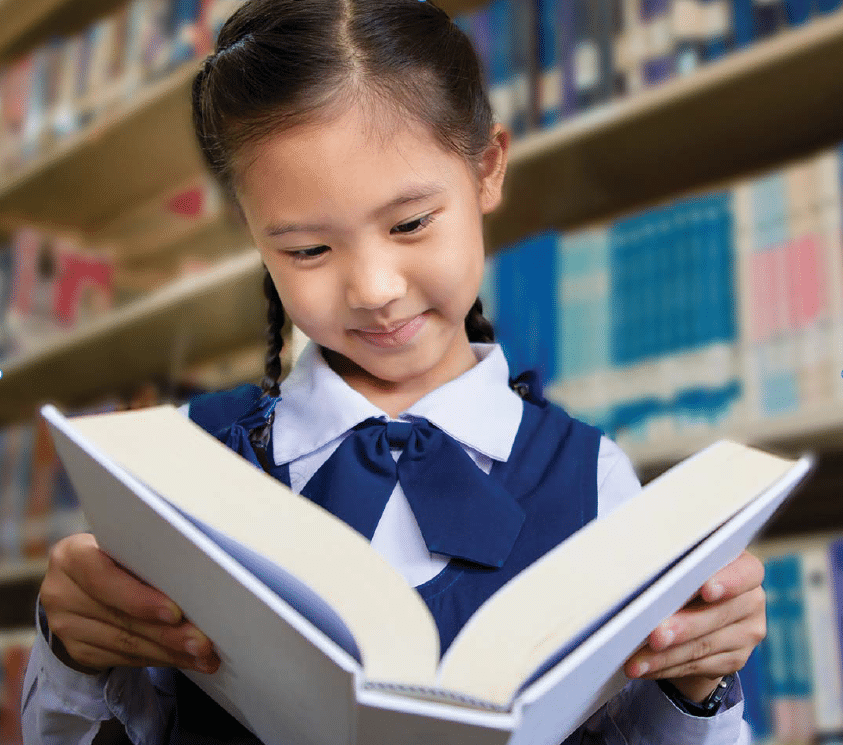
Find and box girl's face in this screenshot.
[235,103,508,406]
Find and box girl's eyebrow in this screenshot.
[263,181,446,237]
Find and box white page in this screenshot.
[43,405,361,745]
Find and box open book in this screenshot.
[41,403,813,745]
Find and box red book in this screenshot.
[52,239,114,327]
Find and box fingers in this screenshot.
[48,533,182,624]
[624,552,767,683]
[49,614,219,673]
[41,534,220,674]
[698,551,765,604]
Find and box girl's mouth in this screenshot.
[353,314,428,348]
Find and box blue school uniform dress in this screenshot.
[21,343,750,745]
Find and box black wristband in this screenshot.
[657,674,737,717]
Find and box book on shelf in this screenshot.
[42,401,813,745]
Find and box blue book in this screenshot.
[741,643,773,742]
[557,228,611,380]
[732,0,755,47]
[763,555,796,741]
[493,232,559,382]
[815,0,843,14]
[488,0,515,131]
[169,0,203,66]
[558,0,577,117]
[536,0,562,128]
[784,0,812,25]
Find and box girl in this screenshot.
[23,0,767,743]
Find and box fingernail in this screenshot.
[159,605,180,623]
[185,638,202,656]
[195,657,217,673]
[635,661,650,676]
[660,628,675,647]
[708,582,725,601]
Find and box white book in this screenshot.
[42,403,813,745]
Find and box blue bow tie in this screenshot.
[300,417,525,568]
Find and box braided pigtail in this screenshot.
[464,297,495,343]
[261,267,286,396]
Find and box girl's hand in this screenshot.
[40,533,220,675]
[624,550,766,703]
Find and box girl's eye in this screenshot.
[288,245,329,261]
[392,213,436,235]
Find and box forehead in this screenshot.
[232,101,474,209]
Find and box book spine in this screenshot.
[487,0,515,131]
[751,0,788,41]
[800,544,843,739]
[23,416,57,558]
[640,0,675,87]
[170,0,203,65]
[731,0,754,46]
[740,643,773,742]
[558,0,577,117]
[763,554,799,742]
[21,44,50,161]
[536,0,562,128]
[50,33,83,140]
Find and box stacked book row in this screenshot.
[0,0,245,175]
[0,173,228,361]
[0,629,35,745]
[2,0,843,178]
[744,535,843,744]
[482,142,843,453]
[454,0,843,136]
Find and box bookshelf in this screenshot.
[4,9,843,242]
[1,1,843,742]
[4,10,843,429]
[0,250,264,422]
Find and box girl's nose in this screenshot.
[345,256,408,310]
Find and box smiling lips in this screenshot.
[353,313,428,348]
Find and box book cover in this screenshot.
[42,403,814,745]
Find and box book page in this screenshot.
[436,440,803,704]
[64,404,440,687]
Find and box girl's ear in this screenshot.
[478,124,511,215]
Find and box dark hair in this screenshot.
[191,0,496,397]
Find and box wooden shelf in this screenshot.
[2,10,843,241]
[625,402,843,471]
[0,0,483,64]
[0,558,47,583]
[0,250,264,423]
[485,9,843,248]
[0,62,206,232]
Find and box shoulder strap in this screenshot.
[187,384,265,440]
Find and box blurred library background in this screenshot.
[0,0,843,741]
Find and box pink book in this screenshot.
[52,239,114,327]
[785,234,826,328]
[749,245,789,342]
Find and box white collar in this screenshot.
[272,341,523,465]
